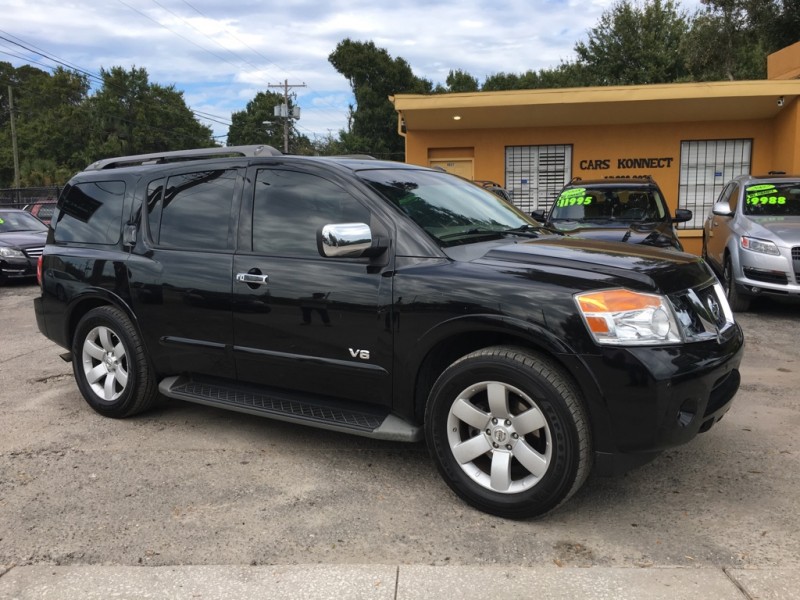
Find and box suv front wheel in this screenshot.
[723,255,751,312]
[425,346,591,518]
[72,306,159,418]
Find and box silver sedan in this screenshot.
[703,174,800,311]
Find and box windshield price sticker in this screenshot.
[556,188,593,207]
[746,185,786,205]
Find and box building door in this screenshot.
[505,145,572,214]
[429,159,474,180]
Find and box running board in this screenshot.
[158,376,423,442]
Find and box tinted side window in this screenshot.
[252,169,370,257]
[54,181,125,245]
[150,169,237,250]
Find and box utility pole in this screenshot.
[8,85,20,189]
[268,79,305,153]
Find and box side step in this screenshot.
[158,376,423,442]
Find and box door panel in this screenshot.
[707,184,737,270]
[128,168,241,379]
[231,167,393,406]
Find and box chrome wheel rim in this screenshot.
[81,325,129,402]
[447,381,552,494]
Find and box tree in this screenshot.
[574,0,691,85]
[226,90,315,154]
[227,90,289,148]
[684,0,800,81]
[329,39,432,159]
[0,63,92,186]
[86,66,214,160]
[769,0,800,52]
[443,69,479,93]
[482,62,590,91]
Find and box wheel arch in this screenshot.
[408,315,599,425]
[64,290,141,354]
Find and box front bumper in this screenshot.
[734,245,800,298]
[575,324,744,475]
[0,256,38,280]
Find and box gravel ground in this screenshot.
[1,281,798,570]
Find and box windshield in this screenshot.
[0,211,48,233]
[550,186,667,225]
[357,168,538,246]
[743,182,800,217]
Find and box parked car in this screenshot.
[0,208,47,284]
[34,145,743,518]
[23,199,58,225]
[532,178,692,250]
[474,180,514,204]
[702,173,800,311]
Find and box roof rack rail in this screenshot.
[84,145,282,171]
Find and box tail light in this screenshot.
[37,255,43,287]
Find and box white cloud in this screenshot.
[2,0,704,141]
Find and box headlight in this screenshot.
[575,289,682,346]
[741,236,780,255]
[0,246,25,258]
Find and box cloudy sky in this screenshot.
[2,0,702,144]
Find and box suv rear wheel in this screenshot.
[425,346,591,518]
[72,306,159,418]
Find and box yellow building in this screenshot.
[392,42,800,255]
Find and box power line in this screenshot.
[0,31,233,133]
[175,0,350,125]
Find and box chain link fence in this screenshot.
[0,186,61,210]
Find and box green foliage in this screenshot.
[574,0,691,85]
[443,69,480,93]
[328,39,432,159]
[683,0,799,81]
[0,63,215,187]
[228,91,286,148]
[482,62,591,91]
[87,66,214,159]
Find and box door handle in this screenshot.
[236,272,269,285]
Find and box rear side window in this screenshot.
[147,169,238,250]
[54,181,125,245]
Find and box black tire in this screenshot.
[72,306,159,418]
[425,346,592,519]
[723,255,750,312]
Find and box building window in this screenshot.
[505,145,572,214]
[678,139,752,228]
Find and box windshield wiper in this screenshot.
[499,224,540,238]
[439,227,505,240]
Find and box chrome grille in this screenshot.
[23,246,45,258]
[669,282,734,343]
[793,247,800,284]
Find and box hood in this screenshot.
[479,236,710,295]
[0,230,47,249]
[550,221,679,248]
[744,216,800,245]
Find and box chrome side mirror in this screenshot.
[318,223,373,258]
[711,201,733,217]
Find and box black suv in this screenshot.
[533,178,692,250]
[34,146,743,518]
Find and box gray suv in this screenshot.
[703,174,800,311]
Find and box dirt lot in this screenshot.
[1,281,798,569]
